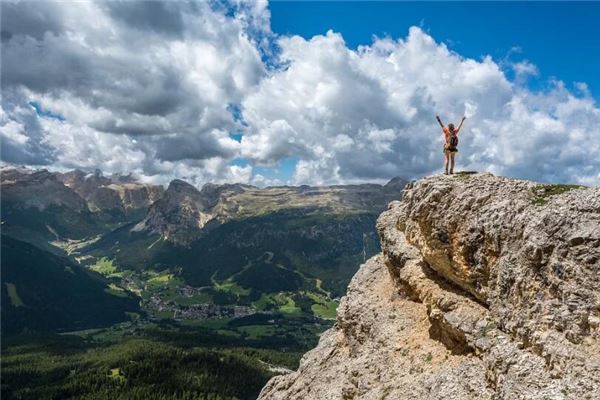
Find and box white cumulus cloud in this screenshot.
[0,0,267,186]
[241,27,600,185]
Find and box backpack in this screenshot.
[448,132,459,150]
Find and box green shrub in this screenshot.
[531,184,584,206]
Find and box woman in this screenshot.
[436,115,466,175]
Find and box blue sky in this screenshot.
[270,1,600,98]
[252,1,600,183]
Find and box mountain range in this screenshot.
[1,165,406,399]
[0,166,406,334]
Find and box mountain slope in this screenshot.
[0,167,407,328]
[1,235,140,334]
[259,173,600,400]
[57,168,164,222]
[132,178,404,246]
[130,178,219,244]
[1,168,102,251]
[1,166,164,253]
[82,180,404,302]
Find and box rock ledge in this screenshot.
[259,173,600,400]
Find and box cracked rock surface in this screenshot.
[259,173,600,400]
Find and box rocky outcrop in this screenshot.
[0,167,104,243]
[259,173,600,400]
[1,167,88,211]
[1,166,163,215]
[132,179,218,245]
[57,169,164,214]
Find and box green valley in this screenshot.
[0,167,405,399]
[1,235,140,334]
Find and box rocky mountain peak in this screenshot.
[383,176,408,191]
[132,179,217,245]
[1,167,88,211]
[59,168,86,183]
[259,172,600,400]
[167,178,197,192]
[0,166,31,183]
[199,182,254,208]
[200,182,254,194]
[109,172,136,183]
[55,168,164,214]
[161,179,212,211]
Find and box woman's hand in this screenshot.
[436,115,444,128]
[457,116,466,132]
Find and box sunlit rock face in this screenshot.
[131,179,218,245]
[56,169,164,214]
[259,173,600,400]
[0,166,165,243]
[1,167,88,211]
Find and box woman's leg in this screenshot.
[444,152,449,174]
[450,153,456,174]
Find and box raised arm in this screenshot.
[435,115,445,129]
[456,116,466,133]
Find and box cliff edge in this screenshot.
[258,173,600,400]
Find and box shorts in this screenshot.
[443,145,458,155]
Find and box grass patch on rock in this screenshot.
[531,184,584,206]
[452,171,478,181]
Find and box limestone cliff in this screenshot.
[1,167,89,211]
[259,173,600,400]
[57,168,164,213]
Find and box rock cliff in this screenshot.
[1,167,89,211]
[131,179,219,244]
[1,166,163,215]
[57,169,164,214]
[259,173,600,400]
